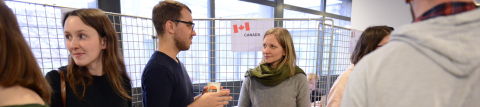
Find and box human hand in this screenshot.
[201,86,224,95]
[189,89,232,107]
[195,86,224,101]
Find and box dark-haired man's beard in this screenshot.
[174,33,191,51]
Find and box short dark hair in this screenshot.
[350,25,394,65]
[152,0,191,36]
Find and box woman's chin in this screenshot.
[73,61,88,67]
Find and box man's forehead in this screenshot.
[179,8,193,22]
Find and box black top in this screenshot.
[45,66,132,107]
[141,51,194,107]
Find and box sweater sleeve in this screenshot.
[142,65,174,107]
[340,64,367,107]
[295,74,311,107]
[237,77,252,107]
[327,68,353,107]
[45,70,62,107]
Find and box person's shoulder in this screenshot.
[292,73,307,81]
[142,65,175,80]
[45,70,60,81]
[243,76,254,85]
[144,53,174,73]
[0,86,45,107]
[147,51,173,65]
[121,74,131,82]
[45,66,67,77]
[143,64,171,73]
[2,104,48,107]
[243,77,251,82]
[45,66,68,84]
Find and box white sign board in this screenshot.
[231,19,274,52]
[349,30,363,53]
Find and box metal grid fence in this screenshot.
[5,0,352,107]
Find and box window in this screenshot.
[326,0,352,17]
[326,17,351,28]
[284,9,322,18]
[214,0,273,82]
[216,0,273,18]
[15,0,97,8]
[121,0,207,18]
[284,0,323,11]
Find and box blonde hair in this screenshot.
[262,27,297,76]
[307,73,320,83]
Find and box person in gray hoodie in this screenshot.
[340,0,480,107]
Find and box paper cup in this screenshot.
[207,82,221,92]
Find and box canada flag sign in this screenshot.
[231,19,274,52]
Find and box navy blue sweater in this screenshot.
[142,51,194,107]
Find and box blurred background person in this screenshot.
[0,0,52,107]
[341,0,480,106]
[308,73,324,106]
[327,25,393,107]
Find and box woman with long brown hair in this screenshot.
[0,0,52,107]
[45,9,132,107]
[326,25,394,107]
[237,27,310,107]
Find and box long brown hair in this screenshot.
[61,9,131,100]
[350,25,394,65]
[0,0,52,103]
[262,27,297,76]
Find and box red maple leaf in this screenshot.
[239,25,244,30]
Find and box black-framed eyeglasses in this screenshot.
[171,20,195,30]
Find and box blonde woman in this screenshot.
[238,27,310,107]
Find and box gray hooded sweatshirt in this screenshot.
[340,8,480,107]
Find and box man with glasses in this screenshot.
[141,1,232,107]
[340,0,479,107]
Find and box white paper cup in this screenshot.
[207,82,221,92]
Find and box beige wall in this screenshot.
[351,0,411,31]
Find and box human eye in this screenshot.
[80,34,86,39]
[65,35,72,40]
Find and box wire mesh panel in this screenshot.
[6,1,352,107]
[5,0,69,76]
[318,24,352,106]
[105,13,156,107]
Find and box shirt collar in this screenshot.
[413,2,478,23]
